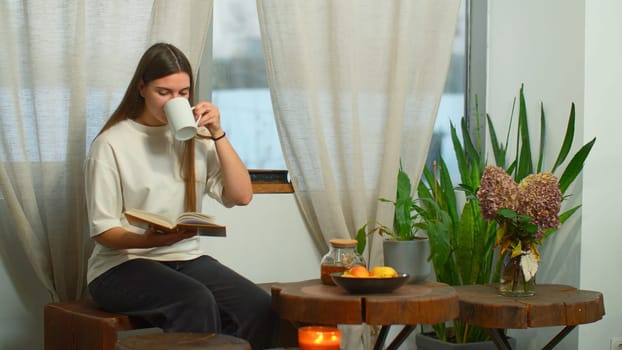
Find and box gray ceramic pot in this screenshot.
[382,238,431,283]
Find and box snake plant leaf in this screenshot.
[417,173,434,203]
[541,205,582,240]
[470,201,490,284]
[559,205,581,224]
[456,183,476,198]
[394,167,414,239]
[516,84,534,182]
[439,157,459,234]
[426,211,454,282]
[480,222,499,283]
[537,103,546,173]
[450,122,468,183]
[558,137,596,193]
[506,159,517,176]
[487,114,507,168]
[552,103,576,173]
[468,158,483,194]
[461,117,480,171]
[455,200,475,284]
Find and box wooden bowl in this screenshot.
[330,272,409,294]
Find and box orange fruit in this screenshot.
[370,266,398,278]
[343,265,370,277]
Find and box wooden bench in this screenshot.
[44,284,298,350]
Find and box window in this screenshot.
[200,0,284,172]
[431,0,467,182]
[198,0,479,191]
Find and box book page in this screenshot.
[125,209,224,236]
[177,212,217,225]
[125,209,175,229]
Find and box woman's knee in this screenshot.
[176,285,218,312]
[161,286,221,332]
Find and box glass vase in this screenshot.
[500,251,536,297]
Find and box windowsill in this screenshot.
[249,169,293,193]
[252,182,294,193]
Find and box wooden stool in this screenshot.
[116,333,250,350]
[44,299,154,350]
[44,283,298,350]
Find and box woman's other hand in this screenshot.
[143,226,197,246]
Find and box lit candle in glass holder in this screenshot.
[298,326,341,350]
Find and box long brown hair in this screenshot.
[97,43,197,212]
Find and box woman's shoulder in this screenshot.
[91,120,127,145]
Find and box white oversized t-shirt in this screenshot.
[84,119,226,284]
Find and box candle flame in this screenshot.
[313,333,324,344]
[312,333,340,344]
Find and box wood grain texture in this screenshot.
[271,280,458,326]
[252,182,293,193]
[455,284,605,329]
[44,300,150,350]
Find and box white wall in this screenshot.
[581,0,622,348]
[488,1,622,349]
[200,193,321,284]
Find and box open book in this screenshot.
[124,209,226,237]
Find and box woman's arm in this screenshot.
[93,226,197,249]
[194,101,253,206]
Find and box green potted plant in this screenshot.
[356,164,432,283]
[413,84,595,347]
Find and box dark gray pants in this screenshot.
[89,255,278,350]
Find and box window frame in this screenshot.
[202,1,486,194]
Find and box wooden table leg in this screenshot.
[372,325,415,350]
[541,325,576,350]
[384,325,415,350]
[373,326,390,350]
[486,328,513,350]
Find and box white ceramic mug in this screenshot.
[163,97,197,141]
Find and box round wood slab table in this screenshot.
[455,284,605,349]
[271,279,458,350]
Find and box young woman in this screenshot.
[84,42,277,349]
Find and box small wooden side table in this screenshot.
[271,279,459,350]
[456,284,605,350]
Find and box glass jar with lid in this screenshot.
[320,238,366,285]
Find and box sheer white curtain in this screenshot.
[257,0,460,266]
[258,2,459,347]
[0,0,212,303]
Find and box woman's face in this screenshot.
[138,72,191,126]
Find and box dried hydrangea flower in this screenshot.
[518,172,562,238]
[477,165,519,220]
